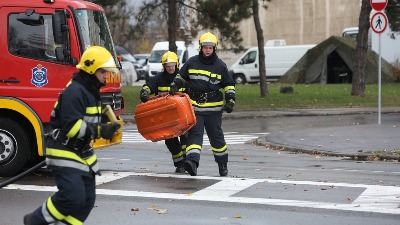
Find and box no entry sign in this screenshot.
[370,0,388,11]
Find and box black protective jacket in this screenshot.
[143,70,185,95]
[46,71,102,175]
[174,52,235,113]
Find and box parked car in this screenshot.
[133,54,150,82]
[133,53,150,60]
[115,45,146,81]
[342,27,358,40]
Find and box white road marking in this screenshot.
[4,172,400,215]
[122,130,267,145]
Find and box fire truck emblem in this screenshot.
[31,64,48,88]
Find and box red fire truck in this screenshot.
[0,0,124,176]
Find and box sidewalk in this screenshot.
[121,107,400,161]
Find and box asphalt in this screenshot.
[121,107,400,162]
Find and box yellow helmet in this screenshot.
[199,32,218,49]
[76,46,118,74]
[161,51,180,68]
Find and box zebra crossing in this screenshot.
[122,129,268,145]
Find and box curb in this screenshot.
[254,137,400,162]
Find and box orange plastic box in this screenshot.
[134,93,196,141]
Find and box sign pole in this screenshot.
[370,2,388,124]
[378,33,381,124]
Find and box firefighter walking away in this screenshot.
[23,46,120,225]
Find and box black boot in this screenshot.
[23,213,33,225]
[184,160,197,176]
[175,166,186,173]
[218,163,228,176]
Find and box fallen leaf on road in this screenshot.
[366,155,379,161]
[242,157,248,160]
[185,193,193,196]
[233,216,243,218]
[131,208,140,211]
[157,209,168,214]
[148,204,157,210]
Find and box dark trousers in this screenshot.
[29,169,96,225]
[165,134,187,167]
[186,112,228,167]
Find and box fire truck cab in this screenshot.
[0,0,124,176]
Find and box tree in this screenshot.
[352,0,371,96]
[167,0,178,53]
[251,0,270,98]
[134,0,184,52]
[89,0,138,51]
[191,0,253,52]
[90,0,123,7]
[352,0,400,96]
[134,0,255,52]
[386,0,400,33]
[192,0,271,98]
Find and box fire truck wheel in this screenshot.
[0,117,31,177]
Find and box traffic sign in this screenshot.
[370,0,388,11]
[370,11,388,34]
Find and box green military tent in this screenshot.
[279,36,399,84]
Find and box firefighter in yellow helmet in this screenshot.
[24,46,120,225]
[169,32,236,177]
[140,51,187,173]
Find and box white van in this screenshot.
[342,27,359,40]
[147,41,198,79]
[229,44,315,84]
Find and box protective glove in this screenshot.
[87,123,101,139]
[223,99,235,113]
[169,82,179,95]
[100,123,121,140]
[140,88,149,103]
